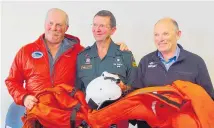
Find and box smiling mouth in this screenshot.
[49,32,59,36]
[95,34,103,37]
[52,34,60,37]
[158,43,167,46]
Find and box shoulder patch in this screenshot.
[118,49,137,67]
[131,55,137,67]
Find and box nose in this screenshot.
[157,34,164,42]
[160,38,164,43]
[93,26,101,33]
[155,35,164,43]
[50,24,57,31]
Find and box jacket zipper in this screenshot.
[50,46,75,87]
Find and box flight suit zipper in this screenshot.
[50,46,74,87]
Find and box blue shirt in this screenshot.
[158,46,180,71]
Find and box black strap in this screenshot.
[34,120,43,128]
[70,88,77,97]
[79,120,90,128]
[104,77,120,84]
[70,103,81,128]
[88,98,98,110]
[151,93,182,108]
[110,124,117,128]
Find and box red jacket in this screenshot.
[5,34,84,105]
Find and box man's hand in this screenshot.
[117,81,127,91]
[75,90,89,109]
[116,42,129,51]
[118,81,132,91]
[24,95,38,110]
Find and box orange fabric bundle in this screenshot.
[22,84,89,128]
[88,80,214,128]
[22,81,214,128]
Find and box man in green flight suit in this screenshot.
[76,10,137,128]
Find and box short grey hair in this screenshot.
[94,10,116,28]
[155,17,179,31]
[171,19,179,31]
[46,8,69,26]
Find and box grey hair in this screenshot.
[46,8,69,26]
[94,10,116,28]
[156,17,179,31]
[171,19,179,31]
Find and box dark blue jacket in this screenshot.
[134,44,214,99]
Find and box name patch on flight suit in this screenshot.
[113,56,123,68]
[81,65,92,70]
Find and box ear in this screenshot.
[65,25,69,32]
[110,27,117,35]
[176,30,181,40]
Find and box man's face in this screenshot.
[92,16,116,43]
[154,21,181,53]
[44,10,68,44]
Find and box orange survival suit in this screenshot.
[21,80,214,128]
[88,80,214,128]
[22,84,89,128]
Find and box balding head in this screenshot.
[153,17,181,57]
[46,8,69,26]
[44,8,69,45]
[155,17,179,32]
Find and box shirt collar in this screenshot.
[90,39,119,58]
[158,45,180,63]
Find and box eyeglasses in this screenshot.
[91,23,111,29]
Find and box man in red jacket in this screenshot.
[5,8,83,110]
[5,8,128,128]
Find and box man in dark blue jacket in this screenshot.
[133,17,214,128]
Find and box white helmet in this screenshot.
[85,71,122,110]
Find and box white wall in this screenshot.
[1,1,214,128]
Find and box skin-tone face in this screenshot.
[92,16,116,43]
[154,18,181,55]
[44,9,68,44]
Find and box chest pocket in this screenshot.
[108,56,127,83]
[25,52,48,78]
[78,70,96,88]
[77,55,96,87]
[173,71,196,83]
[144,62,167,86]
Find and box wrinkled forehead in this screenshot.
[154,20,176,33]
[93,16,110,24]
[46,10,67,24]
